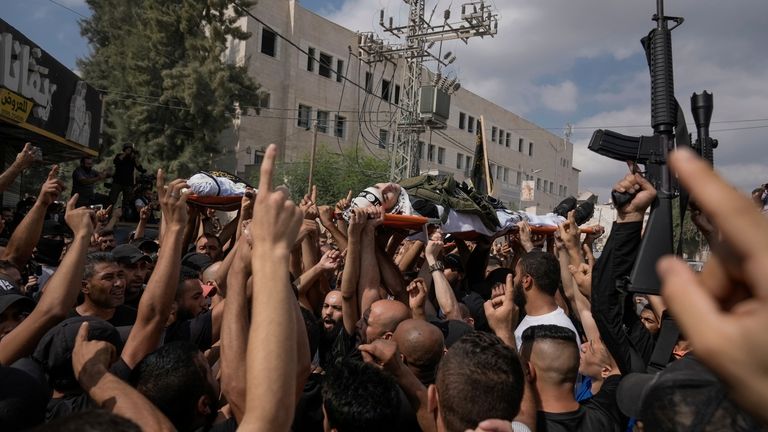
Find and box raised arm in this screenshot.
[73,322,174,432]
[121,172,189,369]
[425,237,462,320]
[0,143,39,192]
[1,165,63,269]
[219,238,251,422]
[340,208,365,337]
[240,144,304,431]
[359,207,383,314]
[318,205,348,250]
[0,194,94,365]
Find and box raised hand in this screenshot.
[249,145,303,258]
[568,262,593,298]
[96,205,112,223]
[336,190,353,213]
[364,206,385,229]
[659,148,768,423]
[359,338,405,376]
[516,221,534,253]
[65,194,97,237]
[318,249,341,271]
[558,210,581,252]
[424,231,444,261]
[583,225,604,248]
[483,274,518,347]
[407,278,428,317]
[15,142,40,169]
[300,185,318,220]
[72,322,116,386]
[241,187,255,221]
[37,165,64,206]
[614,164,656,222]
[318,205,335,227]
[156,170,190,228]
[347,208,366,239]
[139,205,152,221]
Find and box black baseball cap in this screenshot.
[616,354,764,431]
[0,292,35,316]
[32,316,123,392]
[135,238,160,254]
[181,252,213,272]
[112,244,152,265]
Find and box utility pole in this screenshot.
[358,1,498,182]
[307,121,319,191]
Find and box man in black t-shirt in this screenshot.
[109,144,145,207]
[521,325,625,432]
[70,252,137,327]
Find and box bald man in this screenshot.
[393,319,445,385]
[520,325,624,432]
[363,299,411,344]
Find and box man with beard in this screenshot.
[317,290,345,369]
[70,252,137,327]
[112,244,151,309]
[512,251,580,350]
[164,266,223,351]
[72,157,110,207]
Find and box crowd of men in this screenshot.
[0,141,767,432]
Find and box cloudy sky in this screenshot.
[5,0,768,201]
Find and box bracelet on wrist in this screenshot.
[428,261,445,273]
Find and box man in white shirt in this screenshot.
[512,251,580,350]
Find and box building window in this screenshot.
[427,144,435,162]
[365,71,373,93]
[297,104,311,129]
[316,110,329,133]
[456,153,463,169]
[319,52,333,78]
[559,185,563,196]
[499,129,504,145]
[491,127,497,142]
[261,28,277,57]
[543,180,548,192]
[496,166,502,180]
[505,133,511,147]
[536,178,541,190]
[382,79,391,101]
[306,47,315,71]
[503,168,509,183]
[437,147,445,165]
[334,115,346,138]
[465,155,472,171]
[518,138,524,152]
[394,85,401,105]
[529,142,534,156]
[459,112,466,130]
[378,129,389,149]
[516,171,522,185]
[336,59,344,83]
[564,186,568,196]
[468,116,475,134]
[549,182,554,194]
[254,92,271,113]
[419,141,425,159]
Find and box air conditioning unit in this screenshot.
[419,85,450,129]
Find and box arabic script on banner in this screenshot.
[0,88,32,122]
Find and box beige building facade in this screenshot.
[221,0,579,212]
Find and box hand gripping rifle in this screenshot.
[588,0,716,295]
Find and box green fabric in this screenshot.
[400,175,500,230]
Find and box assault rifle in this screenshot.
[588,0,716,295]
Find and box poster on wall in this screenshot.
[521,180,535,202]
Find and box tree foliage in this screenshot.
[78,0,260,176]
[253,146,390,205]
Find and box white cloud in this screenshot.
[321,0,768,196]
[539,81,579,113]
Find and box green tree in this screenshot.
[78,0,260,176]
[254,146,390,205]
[672,199,705,259]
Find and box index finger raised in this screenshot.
[258,144,277,194]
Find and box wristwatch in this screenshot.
[428,261,445,273]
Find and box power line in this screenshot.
[46,0,88,19]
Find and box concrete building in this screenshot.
[221,0,579,212]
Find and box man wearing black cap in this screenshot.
[112,244,151,310]
[0,286,36,342]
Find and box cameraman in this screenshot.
[109,144,146,210]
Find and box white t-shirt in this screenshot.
[514,307,581,351]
